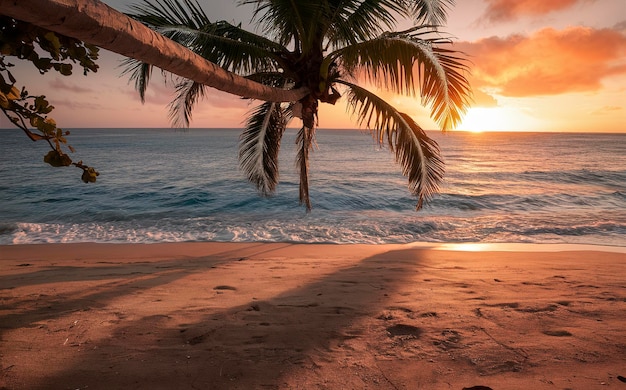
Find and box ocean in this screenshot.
[0,128,624,247]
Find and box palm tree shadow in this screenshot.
[0,243,282,332]
[183,248,426,388]
[1,268,190,330]
[20,247,426,389]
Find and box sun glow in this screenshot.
[458,107,538,132]
[458,107,510,132]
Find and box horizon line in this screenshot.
[1,127,624,134]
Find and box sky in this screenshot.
[2,0,625,132]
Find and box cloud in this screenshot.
[49,78,93,93]
[120,80,175,106]
[479,0,586,23]
[471,88,499,107]
[457,26,626,97]
[49,98,102,110]
[592,105,623,115]
[614,20,626,32]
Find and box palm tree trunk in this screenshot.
[0,0,308,103]
[297,125,313,212]
[296,95,318,211]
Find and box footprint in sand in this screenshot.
[542,330,572,337]
[433,329,462,350]
[213,285,237,291]
[462,387,494,390]
[386,324,422,339]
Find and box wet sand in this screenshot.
[1,242,625,389]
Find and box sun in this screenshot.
[457,107,539,132]
[458,107,508,132]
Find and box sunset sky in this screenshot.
[2,0,625,132]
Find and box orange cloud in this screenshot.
[480,0,585,23]
[592,105,623,115]
[471,88,499,107]
[457,26,626,97]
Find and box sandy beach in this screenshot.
[1,242,625,389]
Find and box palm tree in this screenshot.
[125,0,471,211]
[1,0,471,211]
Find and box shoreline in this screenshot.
[2,240,626,254]
[2,241,625,389]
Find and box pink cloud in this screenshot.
[49,78,93,93]
[457,26,626,97]
[614,21,626,32]
[480,0,586,23]
[51,98,101,110]
[121,80,171,104]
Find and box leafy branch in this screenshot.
[0,16,100,182]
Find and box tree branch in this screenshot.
[0,0,309,103]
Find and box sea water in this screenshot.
[0,128,624,246]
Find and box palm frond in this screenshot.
[120,58,153,103]
[420,45,471,129]
[324,0,405,48]
[395,111,444,210]
[128,1,286,75]
[335,28,471,129]
[239,101,287,196]
[410,0,455,26]
[242,0,326,51]
[191,21,286,75]
[124,0,295,127]
[339,80,444,210]
[128,0,209,30]
[168,79,207,128]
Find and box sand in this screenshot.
[1,242,625,389]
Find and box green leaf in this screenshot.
[43,32,62,52]
[5,86,20,100]
[33,95,53,114]
[81,167,99,183]
[0,73,12,93]
[43,150,72,167]
[53,63,73,76]
[0,92,9,108]
[33,57,53,71]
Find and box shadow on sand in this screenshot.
[2,246,429,389]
